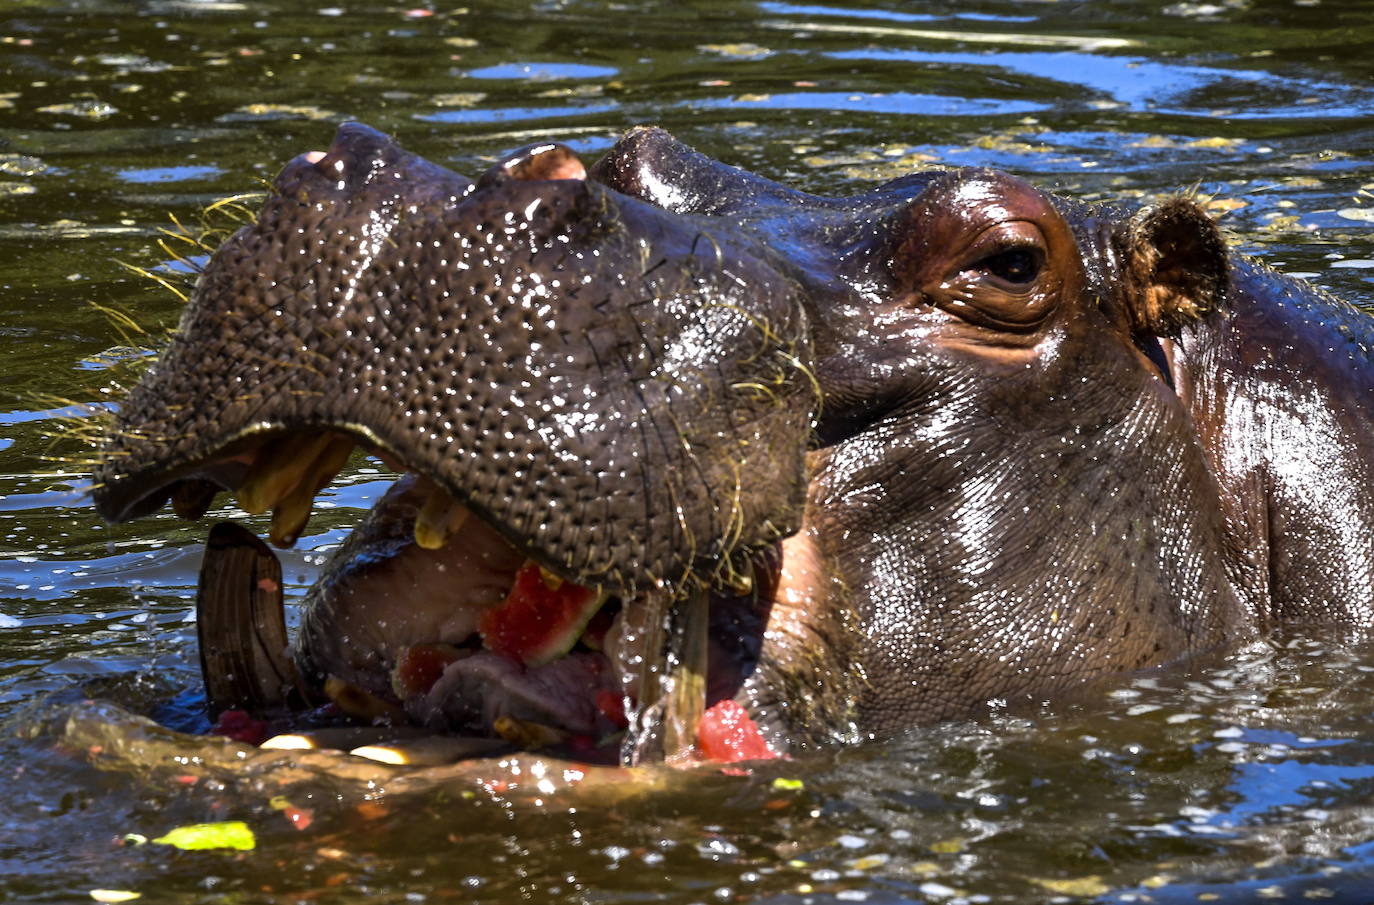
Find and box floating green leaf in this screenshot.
[152,821,256,851]
[770,778,804,790]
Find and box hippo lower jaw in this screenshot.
[124,424,774,761]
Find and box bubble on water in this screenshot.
[698,838,740,859]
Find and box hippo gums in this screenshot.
[91,123,1374,762]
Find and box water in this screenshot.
[3,0,1374,901]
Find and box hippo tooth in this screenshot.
[267,436,354,548]
[322,675,404,721]
[413,481,471,550]
[237,433,337,515]
[171,479,219,520]
[491,714,568,750]
[267,500,310,547]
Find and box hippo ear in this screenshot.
[1116,197,1229,336]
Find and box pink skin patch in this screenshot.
[696,699,778,763]
[505,145,586,182]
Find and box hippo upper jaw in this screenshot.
[92,123,819,599]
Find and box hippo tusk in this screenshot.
[267,435,355,547]
[236,433,336,515]
[620,585,710,765]
[663,585,710,762]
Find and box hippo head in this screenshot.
[94,123,1243,756]
[593,128,1241,730]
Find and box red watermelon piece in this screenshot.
[479,561,607,666]
[697,699,778,763]
[390,642,463,698]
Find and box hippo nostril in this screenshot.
[477,142,585,190]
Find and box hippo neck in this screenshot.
[809,328,1250,727]
[1168,256,1374,624]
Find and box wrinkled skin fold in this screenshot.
[92,123,1374,758]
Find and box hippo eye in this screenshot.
[974,246,1042,286]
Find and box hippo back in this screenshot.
[1175,259,1374,623]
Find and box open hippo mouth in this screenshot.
[91,123,818,762]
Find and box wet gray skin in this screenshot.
[92,123,1374,753]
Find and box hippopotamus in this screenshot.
[90,122,1374,762]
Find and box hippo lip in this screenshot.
[97,420,558,568]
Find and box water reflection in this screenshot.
[1,0,1373,901]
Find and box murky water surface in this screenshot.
[3,1,1374,901]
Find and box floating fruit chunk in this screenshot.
[696,699,778,763]
[579,607,616,651]
[594,689,629,728]
[478,560,606,666]
[351,736,509,766]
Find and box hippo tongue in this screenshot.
[410,650,623,739]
